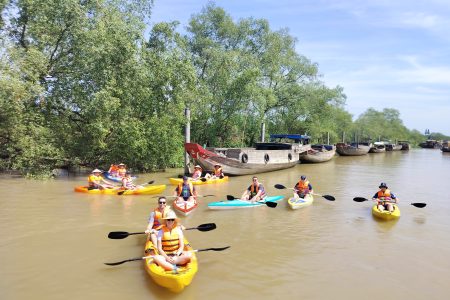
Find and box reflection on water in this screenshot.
[1,149,450,299]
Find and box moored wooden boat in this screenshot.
[300,144,336,163]
[336,143,370,156]
[441,141,450,152]
[185,143,301,176]
[385,143,403,151]
[369,142,386,153]
[419,140,441,149]
[144,237,198,293]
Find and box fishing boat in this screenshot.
[169,176,229,185]
[287,194,314,209]
[172,199,198,216]
[369,142,386,153]
[74,185,166,195]
[144,237,198,293]
[419,140,442,149]
[441,141,450,153]
[336,142,371,156]
[398,141,410,150]
[299,144,336,163]
[208,195,284,209]
[371,204,401,220]
[385,143,403,151]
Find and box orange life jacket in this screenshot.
[296,180,310,191]
[117,168,127,177]
[213,167,223,176]
[377,189,391,199]
[109,165,119,173]
[152,207,168,229]
[177,182,194,197]
[161,226,180,254]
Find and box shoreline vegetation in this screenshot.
[1,1,449,178]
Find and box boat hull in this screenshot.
[208,195,284,210]
[173,199,199,216]
[74,185,166,195]
[300,147,335,163]
[287,194,314,209]
[371,204,401,220]
[336,143,370,156]
[144,237,198,293]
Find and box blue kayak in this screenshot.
[208,196,284,210]
[103,172,137,183]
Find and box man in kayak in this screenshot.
[294,175,313,199]
[174,176,197,203]
[372,182,399,213]
[241,176,266,203]
[145,197,170,248]
[153,210,192,272]
[88,169,114,190]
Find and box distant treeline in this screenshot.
[0,1,448,177]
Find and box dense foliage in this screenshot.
[0,1,447,176]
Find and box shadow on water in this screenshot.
[371,215,400,232]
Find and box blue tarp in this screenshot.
[270,134,310,142]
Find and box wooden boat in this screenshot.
[419,140,441,149]
[173,199,198,216]
[287,193,314,209]
[398,141,410,150]
[369,142,386,153]
[441,141,450,152]
[144,237,198,293]
[300,144,336,163]
[169,176,229,185]
[385,143,403,151]
[74,185,166,195]
[336,143,370,156]
[185,143,304,176]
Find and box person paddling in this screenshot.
[88,169,114,190]
[121,171,139,190]
[372,182,399,213]
[294,175,313,199]
[191,165,203,181]
[145,197,170,248]
[241,176,266,203]
[152,210,192,272]
[174,176,197,203]
[117,163,127,177]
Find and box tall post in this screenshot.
[327,132,330,145]
[184,107,190,175]
[260,122,265,142]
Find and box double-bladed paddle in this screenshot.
[225,195,277,208]
[104,246,231,266]
[274,184,336,201]
[151,194,215,199]
[117,180,155,195]
[352,197,426,208]
[107,223,217,239]
[177,174,224,182]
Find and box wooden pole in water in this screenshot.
[260,122,265,142]
[184,107,190,175]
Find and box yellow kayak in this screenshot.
[169,176,229,185]
[371,204,401,220]
[287,193,314,209]
[144,237,198,293]
[74,185,166,195]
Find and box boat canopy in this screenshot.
[269,134,310,143]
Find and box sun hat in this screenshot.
[194,165,202,169]
[379,182,388,188]
[118,163,125,166]
[214,164,221,167]
[161,210,179,225]
[92,169,102,173]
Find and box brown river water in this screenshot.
[1,149,449,300]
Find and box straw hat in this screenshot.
[92,169,102,173]
[194,165,202,169]
[161,210,179,226]
[118,163,125,166]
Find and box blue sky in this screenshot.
[150,0,450,135]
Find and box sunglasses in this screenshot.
[166,219,175,222]
[159,202,166,204]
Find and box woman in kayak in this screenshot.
[121,171,139,190]
[174,176,197,204]
[191,165,203,181]
[241,176,266,203]
[153,210,191,272]
[372,182,399,213]
[293,175,313,199]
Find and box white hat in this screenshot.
[161,210,179,225]
[118,163,125,166]
[92,169,102,173]
[194,165,202,169]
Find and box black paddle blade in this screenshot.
[323,195,335,201]
[200,178,207,182]
[353,197,368,202]
[411,203,427,208]
[226,195,237,200]
[147,180,154,185]
[104,257,143,266]
[117,190,126,195]
[197,246,230,252]
[265,201,278,208]
[197,223,216,231]
[274,184,287,189]
[108,231,129,239]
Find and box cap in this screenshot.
[301,175,306,180]
[182,175,189,180]
[379,182,388,188]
